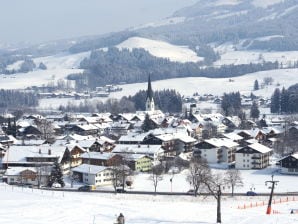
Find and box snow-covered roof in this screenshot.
[205,138,239,148]
[76,124,98,131]
[98,136,115,144]
[2,145,66,164]
[113,144,163,155]
[126,154,152,161]
[5,166,51,176]
[118,132,148,142]
[58,133,95,141]
[80,152,115,160]
[72,164,109,175]
[222,132,243,141]
[245,143,272,154]
[174,133,197,143]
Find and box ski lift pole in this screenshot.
[265,175,279,214]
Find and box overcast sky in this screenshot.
[0,0,197,44]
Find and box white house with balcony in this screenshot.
[72,164,113,186]
[235,143,272,169]
[194,138,239,164]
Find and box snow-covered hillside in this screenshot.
[33,51,90,70]
[108,68,298,99]
[213,44,298,67]
[117,37,203,63]
[130,17,187,30]
[0,51,90,89]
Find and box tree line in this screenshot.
[271,84,298,113]
[0,89,38,109]
[129,89,182,113]
[58,89,182,114]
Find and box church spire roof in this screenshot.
[146,75,153,101]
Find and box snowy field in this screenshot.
[38,68,298,110]
[1,166,298,224]
[80,166,298,194]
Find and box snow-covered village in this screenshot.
[1,0,298,223]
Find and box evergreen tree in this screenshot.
[270,88,281,113]
[250,101,260,120]
[253,80,259,91]
[47,161,65,187]
[38,62,47,70]
[141,114,156,132]
[280,87,290,113]
[221,92,241,116]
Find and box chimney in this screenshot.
[39,148,41,154]
[48,149,51,155]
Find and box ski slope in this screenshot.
[117,37,203,63]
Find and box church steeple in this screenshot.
[146,75,155,111]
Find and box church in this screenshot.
[137,75,164,122]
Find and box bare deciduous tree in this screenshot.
[149,163,164,194]
[263,76,274,86]
[110,155,132,192]
[35,119,54,140]
[186,157,211,197]
[224,169,243,197]
[204,172,227,224]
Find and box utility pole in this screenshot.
[265,175,279,214]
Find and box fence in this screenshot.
[237,196,298,209]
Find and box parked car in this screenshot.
[52,182,62,188]
[78,185,95,191]
[246,191,257,196]
[187,189,195,195]
[116,188,126,193]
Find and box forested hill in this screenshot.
[73,47,280,89]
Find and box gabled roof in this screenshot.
[222,132,243,141]
[75,124,98,131]
[236,142,272,154]
[112,144,163,155]
[5,166,51,176]
[80,152,116,160]
[72,164,110,175]
[205,138,239,148]
[118,132,149,143]
[2,145,66,164]
[247,143,272,153]
[279,153,298,161]
[58,133,95,141]
[126,154,153,161]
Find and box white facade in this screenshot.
[72,164,113,187]
[235,143,272,169]
[146,98,155,112]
